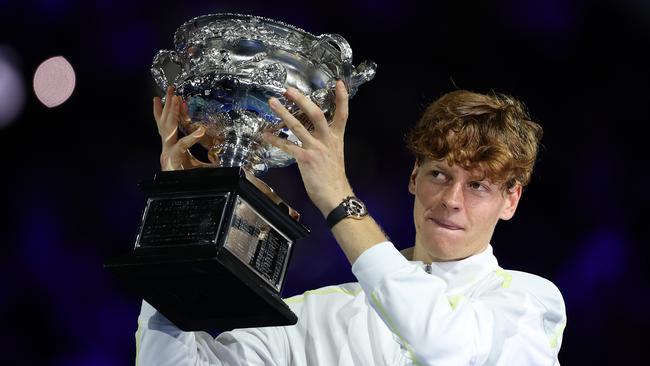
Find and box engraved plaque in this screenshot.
[224,197,291,291]
[137,194,229,248]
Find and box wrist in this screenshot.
[317,189,354,217]
[325,195,369,229]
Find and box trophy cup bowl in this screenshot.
[104,13,376,331]
[151,13,377,172]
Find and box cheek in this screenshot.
[413,196,432,219]
[413,199,424,220]
[412,195,428,229]
[469,203,503,228]
[415,183,438,204]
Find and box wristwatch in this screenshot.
[326,196,368,229]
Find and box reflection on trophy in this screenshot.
[105,13,376,331]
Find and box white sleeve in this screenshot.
[135,300,290,366]
[352,242,566,366]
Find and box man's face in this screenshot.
[408,158,522,262]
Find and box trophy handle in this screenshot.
[311,33,353,90]
[310,34,376,98]
[348,60,377,98]
[151,50,186,92]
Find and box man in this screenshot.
[137,82,566,365]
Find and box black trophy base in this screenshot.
[104,167,309,331]
[106,247,297,331]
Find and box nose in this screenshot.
[441,182,463,210]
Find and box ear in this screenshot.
[499,183,522,220]
[408,161,419,195]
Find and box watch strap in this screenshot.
[326,196,367,229]
[326,202,350,229]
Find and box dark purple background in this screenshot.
[1,0,648,364]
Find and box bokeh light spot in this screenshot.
[0,47,26,129]
[33,55,76,108]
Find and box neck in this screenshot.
[400,246,414,260]
[403,243,489,263]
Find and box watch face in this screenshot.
[345,198,367,218]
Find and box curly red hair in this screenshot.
[405,90,543,189]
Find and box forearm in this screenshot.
[136,301,218,365]
[136,300,286,366]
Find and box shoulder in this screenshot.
[478,269,566,321]
[481,269,566,335]
[502,270,565,311]
[488,270,567,354]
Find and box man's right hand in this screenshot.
[152,86,300,221]
[153,86,209,171]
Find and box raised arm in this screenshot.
[262,81,387,263]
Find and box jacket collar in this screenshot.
[410,244,499,294]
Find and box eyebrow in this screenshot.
[428,164,451,175]
[427,161,449,170]
[428,163,488,182]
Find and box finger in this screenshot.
[161,125,179,148]
[284,87,329,135]
[244,170,282,204]
[331,80,349,134]
[161,85,174,116]
[162,95,182,132]
[160,87,179,133]
[269,97,315,146]
[277,201,301,221]
[185,150,212,169]
[262,131,304,159]
[153,97,163,121]
[287,206,300,221]
[180,100,191,124]
[242,170,301,221]
[175,126,206,152]
[155,95,178,147]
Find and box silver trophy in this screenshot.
[151,13,376,172]
[105,13,376,331]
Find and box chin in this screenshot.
[417,229,480,261]
[427,242,464,262]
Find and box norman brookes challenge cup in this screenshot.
[104,13,376,331]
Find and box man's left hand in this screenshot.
[262,81,353,217]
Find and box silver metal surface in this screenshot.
[152,13,376,173]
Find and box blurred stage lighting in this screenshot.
[33,56,76,108]
[0,47,26,129]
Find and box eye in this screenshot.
[431,170,447,181]
[469,181,488,191]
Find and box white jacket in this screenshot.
[136,242,566,365]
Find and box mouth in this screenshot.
[429,218,463,230]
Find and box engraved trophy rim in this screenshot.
[173,13,318,47]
